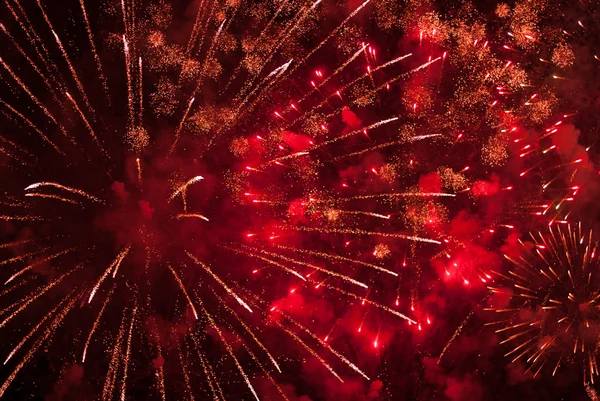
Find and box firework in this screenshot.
[487,223,600,384]
[1,0,594,398]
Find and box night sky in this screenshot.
[0,0,599,400]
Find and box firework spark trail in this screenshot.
[169,265,199,319]
[0,239,31,250]
[186,251,253,312]
[0,265,79,329]
[234,59,293,121]
[234,0,323,101]
[177,342,195,401]
[6,248,75,284]
[120,0,129,37]
[275,320,344,382]
[191,336,222,401]
[438,310,474,364]
[0,99,64,155]
[336,192,456,201]
[245,246,369,289]
[168,97,195,154]
[123,35,134,130]
[4,292,76,365]
[0,58,69,138]
[3,0,49,63]
[215,293,282,373]
[0,23,57,97]
[119,306,137,401]
[0,249,50,267]
[48,28,95,117]
[65,92,103,149]
[186,0,206,55]
[319,283,416,324]
[24,193,81,205]
[285,0,371,77]
[281,225,441,244]
[334,209,392,220]
[306,117,398,151]
[82,287,114,363]
[169,175,204,201]
[281,312,370,379]
[271,244,398,276]
[256,151,309,170]
[0,303,60,397]
[239,341,290,401]
[138,57,143,124]
[221,0,291,92]
[333,134,441,161]
[78,0,109,101]
[0,215,44,222]
[153,338,167,401]
[225,246,307,281]
[176,213,210,222]
[296,44,368,106]
[192,0,216,60]
[193,18,227,93]
[25,182,103,203]
[200,304,261,401]
[370,58,441,95]
[291,52,413,124]
[89,246,131,303]
[103,310,127,401]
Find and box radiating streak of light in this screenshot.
[307,117,398,151]
[0,239,32,250]
[191,336,223,401]
[103,310,127,401]
[226,246,307,281]
[25,182,103,203]
[169,175,204,201]
[186,251,253,312]
[319,283,416,324]
[0,248,50,267]
[0,215,44,221]
[89,246,131,302]
[281,312,369,379]
[169,96,195,154]
[244,246,368,288]
[0,58,69,137]
[65,92,102,149]
[215,293,281,372]
[4,292,75,365]
[239,341,290,400]
[25,192,80,205]
[177,343,195,401]
[438,310,474,364]
[176,213,210,222]
[78,0,110,99]
[1,265,79,329]
[286,0,371,77]
[200,305,260,401]
[120,306,137,401]
[49,28,95,116]
[6,248,75,284]
[271,244,397,276]
[282,225,441,244]
[169,265,199,319]
[82,286,114,363]
[333,134,441,160]
[0,307,58,397]
[0,99,64,155]
[275,321,343,382]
